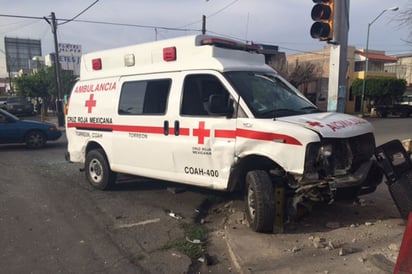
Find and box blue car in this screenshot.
[0,108,62,148]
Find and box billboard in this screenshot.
[58,43,82,76]
[4,37,42,75]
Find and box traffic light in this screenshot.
[310,0,334,41]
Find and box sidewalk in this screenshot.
[33,112,65,131]
[210,199,404,274]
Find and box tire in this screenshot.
[25,130,46,148]
[376,111,386,118]
[245,170,275,233]
[85,149,117,190]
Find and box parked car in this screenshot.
[2,96,34,116]
[0,96,7,109]
[0,108,62,148]
[373,104,412,118]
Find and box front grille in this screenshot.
[304,133,376,180]
[347,133,375,171]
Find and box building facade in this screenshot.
[287,46,399,113]
[385,53,412,95]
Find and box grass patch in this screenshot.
[162,223,208,259]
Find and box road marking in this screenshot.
[114,218,161,229]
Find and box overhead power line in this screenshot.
[0,14,43,20]
[59,0,100,26]
[69,18,200,32]
[0,13,200,33]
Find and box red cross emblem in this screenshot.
[306,121,324,128]
[193,121,210,145]
[85,94,97,113]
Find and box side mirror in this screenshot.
[208,95,234,117]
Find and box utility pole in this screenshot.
[202,15,206,34]
[45,12,64,127]
[310,0,350,113]
[327,0,349,113]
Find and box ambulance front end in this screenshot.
[225,71,383,210]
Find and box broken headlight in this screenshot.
[303,141,353,182]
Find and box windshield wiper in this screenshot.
[260,108,300,118]
[300,106,320,113]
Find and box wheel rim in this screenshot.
[27,132,44,148]
[247,184,256,220]
[89,159,103,184]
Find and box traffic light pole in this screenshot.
[327,0,349,113]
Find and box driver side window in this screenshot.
[180,74,229,116]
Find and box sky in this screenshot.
[0,0,411,77]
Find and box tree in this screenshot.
[13,66,77,99]
[13,69,49,98]
[396,2,412,43]
[351,77,407,105]
[13,66,77,113]
[286,59,321,88]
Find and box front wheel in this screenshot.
[85,149,117,190]
[245,170,275,233]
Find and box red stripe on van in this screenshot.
[213,129,301,145]
[67,123,113,131]
[214,129,237,139]
[112,125,164,134]
[236,128,301,145]
[67,123,301,145]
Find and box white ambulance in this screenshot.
[66,35,383,232]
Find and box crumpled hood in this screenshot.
[276,112,374,138]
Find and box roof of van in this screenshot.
[78,35,271,80]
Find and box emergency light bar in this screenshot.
[163,47,177,62]
[92,58,102,70]
[199,37,259,52]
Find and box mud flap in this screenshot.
[375,139,412,220]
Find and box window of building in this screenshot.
[118,79,171,115]
[354,61,364,72]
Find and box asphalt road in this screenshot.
[0,134,216,273]
[368,117,412,145]
[0,116,410,273]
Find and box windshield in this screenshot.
[224,71,319,118]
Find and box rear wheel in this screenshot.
[85,149,117,190]
[377,111,387,118]
[25,130,46,148]
[245,170,275,233]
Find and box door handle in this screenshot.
[164,120,169,136]
[174,120,180,136]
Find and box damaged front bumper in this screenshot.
[295,133,384,203]
[330,159,384,197]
